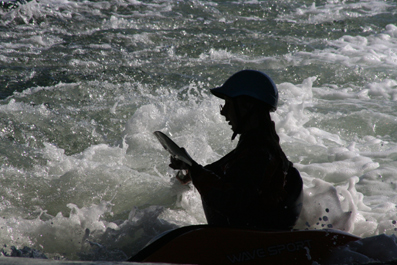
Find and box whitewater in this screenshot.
[1,0,397,263]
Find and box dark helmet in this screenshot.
[210,70,278,111]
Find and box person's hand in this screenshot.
[169,156,189,170]
[176,170,192,184]
[169,156,192,184]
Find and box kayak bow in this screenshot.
[128,225,360,265]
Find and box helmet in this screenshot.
[210,70,278,111]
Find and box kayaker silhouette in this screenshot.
[169,70,303,230]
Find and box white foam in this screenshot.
[0,136,199,259]
[0,98,50,116]
[284,24,397,69]
[366,79,397,100]
[276,1,395,24]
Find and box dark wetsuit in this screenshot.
[188,129,303,230]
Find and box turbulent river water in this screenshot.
[1,0,397,262]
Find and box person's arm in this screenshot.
[189,164,228,195]
[169,156,230,195]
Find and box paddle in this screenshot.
[153,131,195,167]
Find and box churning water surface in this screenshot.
[1,0,397,263]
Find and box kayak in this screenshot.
[128,225,360,264]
